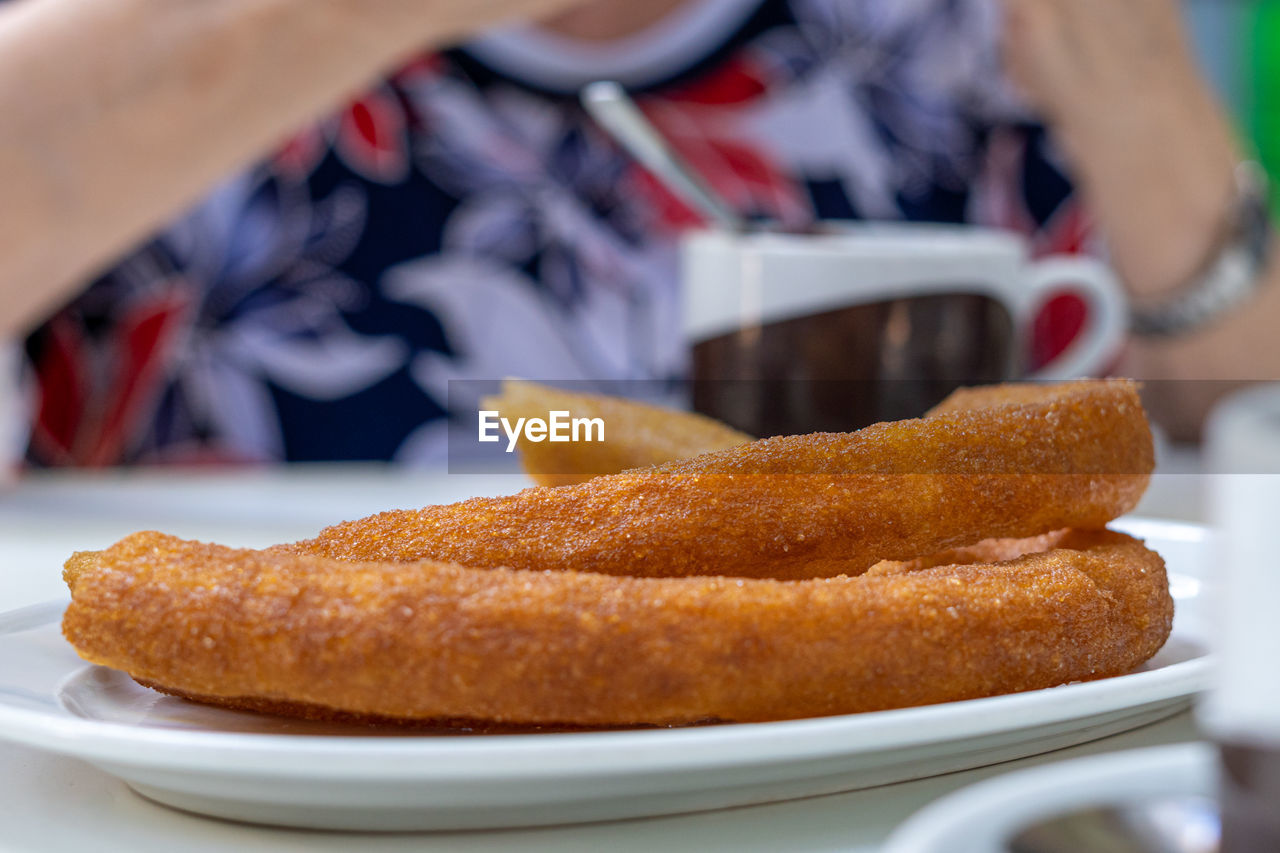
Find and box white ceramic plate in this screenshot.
[0,519,1210,831]
[882,743,1216,853]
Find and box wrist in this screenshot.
[1129,161,1274,338]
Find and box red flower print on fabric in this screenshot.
[30,290,191,467]
[334,87,412,185]
[661,56,769,106]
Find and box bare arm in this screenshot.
[1003,0,1280,433]
[0,0,574,337]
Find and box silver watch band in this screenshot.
[1131,161,1273,338]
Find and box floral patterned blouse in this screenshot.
[22,0,1091,466]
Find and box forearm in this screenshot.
[1001,0,1280,435]
[1069,98,1280,436]
[0,0,564,337]
[1050,65,1242,302]
[1003,0,1252,298]
[1055,58,1280,428]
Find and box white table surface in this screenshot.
[0,459,1211,852]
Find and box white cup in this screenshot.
[1202,383,1280,743]
[1201,383,1280,848]
[681,223,1129,434]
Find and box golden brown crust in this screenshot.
[480,380,752,486]
[926,380,1135,417]
[62,528,1172,725]
[61,381,1170,726]
[292,380,1153,580]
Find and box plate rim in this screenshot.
[0,517,1211,779]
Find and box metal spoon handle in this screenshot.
[581,81,749,232]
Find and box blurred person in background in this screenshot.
[0,0,1271,466]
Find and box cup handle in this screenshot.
[1023,256,1129,380]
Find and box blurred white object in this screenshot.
[0,342,28,484]
[882,744,1214,853]
[1201,383,1280,743]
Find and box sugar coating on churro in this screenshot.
[294,380,1153,580]
[63,528,1171,725]
[60,380,1172,726]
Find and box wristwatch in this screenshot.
[1131,161,1274,338]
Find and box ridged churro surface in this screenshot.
[62,529,1172,725]
[293,380,1153,580]
[61,380,1171,726]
